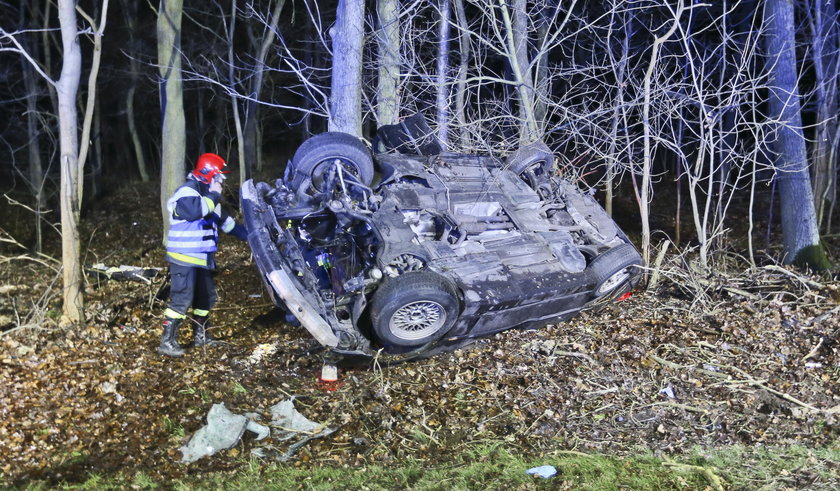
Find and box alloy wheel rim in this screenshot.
[597,268,631,295]
[389,300,445,340]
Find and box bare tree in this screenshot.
[158,0,186,240]
[0,0,100,321]
[805,0,839,232]
[55,0,85,322]
[76,0,110,202]
[122,0,150,182]
[639,3,684,268]
[242,0,286,176]
[763,0,829,268]
[17,0,46,252]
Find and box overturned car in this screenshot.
[241,130,642,358]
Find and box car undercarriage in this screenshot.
[241,131,642,359]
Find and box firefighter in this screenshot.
[158,153,248,357]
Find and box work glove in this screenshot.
[230,223,249,242]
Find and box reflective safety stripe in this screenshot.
[193,309,210,316]
[221,216,235,233]
[167,240,215,249]
[166,182,220,255]
[203,197,216,215]
[168,230,211,238]
[164,308,187,319]
[167,251,208,266]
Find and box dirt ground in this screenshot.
[1,182,839,487]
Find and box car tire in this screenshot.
[588,243,642,298]
[289,132,374,192]
[506,141,554,186]
[370,271,459,348]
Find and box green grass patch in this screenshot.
[8,444,840,490]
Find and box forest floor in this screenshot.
[1,182,839,489]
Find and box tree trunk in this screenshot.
[226,0,246,182]
[57,0,84,323]
[605,2,631,217]
[243,0,285,176]
[764,0,830,269]
[533,6,550,128]
[328,0,365,137]
[641,4,682,268]
[509,0,536,144]
[123,0,149,182]
[453,0,470,147]
[157,0,186,241]
[20,1,44,253]
[808,0,838,230]
[76,0,109,204]
[376,0,400,127]
[435,0,452,146]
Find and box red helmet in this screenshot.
[192,153,229,184]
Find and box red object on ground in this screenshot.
[617,291,633,302]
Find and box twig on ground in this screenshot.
[801,338,823,362]
[663,461,725,491]
[763,264,825,290]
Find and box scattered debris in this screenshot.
[269,398,335,462]
[659,385,676,399]
[247,343,278,365]
[180,403,269,463]
[86,264,161,283]
[526,465,557,478]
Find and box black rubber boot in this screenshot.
[190,315,220,348]
[157,318,186,357]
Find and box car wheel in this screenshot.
[506,141,554,187]
[588,243,642,298]
[370,271,459,348]
[289,132,374,192]
[381,246,429,276]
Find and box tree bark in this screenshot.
[453,0,470,146]
[436,0,452,146]
[764,0,830,269]
[376,0,400,127]
[328,0,365,137]
[76,0,109,203]
[509,0,536,144]
[157,0,186,241]
[57,0,84,322]
[498,0,537,144]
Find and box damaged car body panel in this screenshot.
[241,131,642,358]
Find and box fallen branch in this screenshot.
[762,264,824,290]
[725,365,819,412]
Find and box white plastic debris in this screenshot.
[270,399,323,440]
[269,398,335,461]
[526,465,557,478]
[659,385,675,399]
[180,403,270,463]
